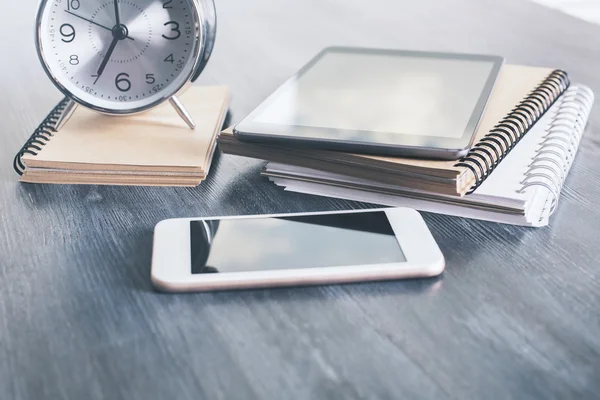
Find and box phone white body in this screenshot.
[151,208,444,292]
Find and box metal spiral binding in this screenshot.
[455,70,570,194]
[13,97,71,175]
[517,85,594,216]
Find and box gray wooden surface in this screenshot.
[1,0,600,399]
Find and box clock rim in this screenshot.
[35,0,215,115]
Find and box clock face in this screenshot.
[37,0,202,113]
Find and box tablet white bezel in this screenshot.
[151,208,445,292]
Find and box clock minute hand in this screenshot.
[114,0,121,26]
[64,10,134,41]
[96,37,119,77]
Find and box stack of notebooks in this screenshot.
[14,86,230,186]
[218,65,594,226]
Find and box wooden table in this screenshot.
[2,0,599,398]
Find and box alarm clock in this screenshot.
[35,0,216,129]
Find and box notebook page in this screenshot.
[272,178,539,226]
[265,162,523,210]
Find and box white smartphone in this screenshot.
[151,208,445,292]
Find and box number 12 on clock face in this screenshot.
[37,0,206,119]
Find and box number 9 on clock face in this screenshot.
[36,0,208,114]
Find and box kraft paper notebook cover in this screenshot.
[218,65,568,196]
[14,85,230,186]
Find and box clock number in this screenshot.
[67,0,80,10]
[91,74,100,85]
[164,54,175,63]
[115,73,131,92]
[146,74,156,84]
[163,0,173,8]
[69,55,79,65]
[162,22,181,40]
[60,24,76,43]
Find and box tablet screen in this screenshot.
[252,50,496,139]
[236,48,503,157]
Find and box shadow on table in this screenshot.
[420,212,529,269]
[150,273,445,302]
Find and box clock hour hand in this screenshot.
[96,37,119,77]
[64,10,134,41]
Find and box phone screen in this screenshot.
[190,211,406,274]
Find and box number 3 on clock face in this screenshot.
[36,0,215,115]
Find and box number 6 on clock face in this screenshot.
[35,0,216,124]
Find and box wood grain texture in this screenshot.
[1,0,600,399]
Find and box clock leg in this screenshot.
[56,99,79,131]
[169,96,196,129]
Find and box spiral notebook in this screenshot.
[264,85,594,226]
[219,65,569,197]
[13,86,230,186]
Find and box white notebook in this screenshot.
[263,85,594,227]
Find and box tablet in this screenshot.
[234,47,504,159]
